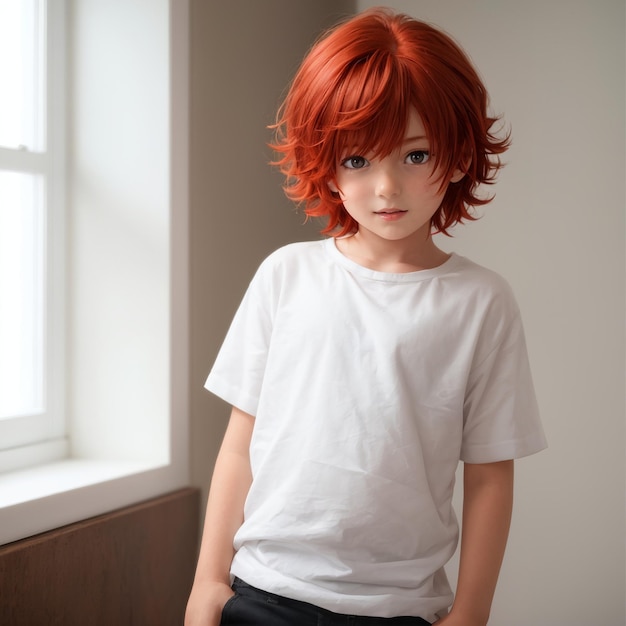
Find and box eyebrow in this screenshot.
[402,135,428,143]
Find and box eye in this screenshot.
[341,155,369,170]
[406,150,430,165]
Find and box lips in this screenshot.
[374,209,407,221]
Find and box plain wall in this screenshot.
[190,1,626,624]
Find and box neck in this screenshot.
[336,228,449,273]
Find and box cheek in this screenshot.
[330,180,355,202]
[415,178,447,202]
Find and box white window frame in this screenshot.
[0,0,68,471]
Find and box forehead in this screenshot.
[403,109,428,141]
[339,108,429,156]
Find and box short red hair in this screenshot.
[271,8,510,237]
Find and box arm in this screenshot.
[435,460,514,626]
[185,406,254,626]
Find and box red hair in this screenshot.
[271,8,510,236]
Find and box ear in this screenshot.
[328,179,340,193]
[449,167,466,184]
[450,155,471,183]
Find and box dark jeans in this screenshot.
[220,578,431,626]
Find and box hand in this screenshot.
[433,611,487,626]
[184,580,235,626]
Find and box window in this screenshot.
[0,0,67,469]
[0,0,190,546]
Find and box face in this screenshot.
[329,109,463,245]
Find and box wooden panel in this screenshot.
[0,487,200,626]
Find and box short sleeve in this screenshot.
[204,262,275,416]
[461,306,547,464]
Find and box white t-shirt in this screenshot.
[205,238,546,623]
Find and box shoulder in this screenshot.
[261,240,325,264]
[246,240,327,295]
[254,240,327,277]
[446,255,519,311]
[448,254,513,292]
[441,256,523,345]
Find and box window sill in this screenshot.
[0,458,186,545]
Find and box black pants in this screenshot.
[220,578,431,626]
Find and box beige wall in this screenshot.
[189,0,355,499]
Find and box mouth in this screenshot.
[374,209,407,221]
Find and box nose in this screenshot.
[375,166,400,199]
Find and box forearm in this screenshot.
[191,406,254,587]
[446,460,514,626]
[185,407,254,626]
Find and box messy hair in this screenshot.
[271,8,510,236]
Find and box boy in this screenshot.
[186,8,546,626]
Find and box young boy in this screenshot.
[185,8,547,626]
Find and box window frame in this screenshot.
[0,0,68,469]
